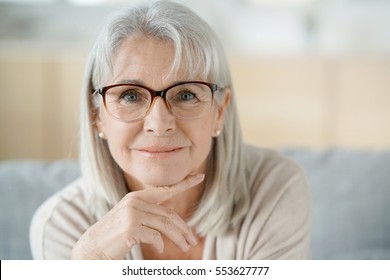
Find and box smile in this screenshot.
[135,147,185,158]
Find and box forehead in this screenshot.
[109,36,196,86]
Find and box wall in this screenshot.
[0,46,85,159]
[1,45,389,159]
[231,55,390,149]
[1,0,390,159]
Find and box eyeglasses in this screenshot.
[93,81,223,122]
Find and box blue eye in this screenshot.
[120,91,139,103]
[179,91,195,101]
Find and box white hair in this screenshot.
[80,0,250,236]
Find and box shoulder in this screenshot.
[243,144,305,181]
[29,178,94,259]
[242,144,310,213]
[242,144,308,198]
[238,144,311,259]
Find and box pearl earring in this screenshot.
[215,129,221,137]
[98,132,105,139]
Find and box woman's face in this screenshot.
[96,36,230,190]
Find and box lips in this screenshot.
[134,146,185,157]
[138,147,183,153]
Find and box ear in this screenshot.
[213,87,231,133]
[94,107,106,139]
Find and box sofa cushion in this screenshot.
[1,149,390,259]
[0,160,80,259]
[282,149,390,259]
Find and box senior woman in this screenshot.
[30,0,311,260]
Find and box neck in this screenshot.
[161,182,205,220]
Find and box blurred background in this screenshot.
[1,0,390,160]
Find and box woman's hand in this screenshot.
[70,174,205,260]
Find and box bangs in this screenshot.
[168,38,214,83]
[90,1,224,90]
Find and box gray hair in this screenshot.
[80,0,249,235]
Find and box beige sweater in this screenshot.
[30,145,311,259]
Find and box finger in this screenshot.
[146,208,197,246]
[131,173,205,204]
[140,226,164,253]
[130,226,164,253]
[127,212,190,253]
[141,215,192,252]
[128,198,197,246]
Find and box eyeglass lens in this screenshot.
[103,83,213,122]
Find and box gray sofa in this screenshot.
[1,149,390,259]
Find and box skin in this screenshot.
[71,36,231,260]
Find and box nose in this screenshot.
[143,96,176,136]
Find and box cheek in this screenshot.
[183,117,215,160]
[191,132,213,172]
[191,125,213,150]
[104,119,141,156]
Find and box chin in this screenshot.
[135,169,188,187]
[122,154,207,189]
[122,161,196,191]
